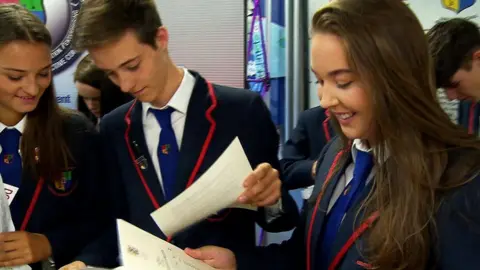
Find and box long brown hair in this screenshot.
[312,1,480,269]
[0,4,71,183]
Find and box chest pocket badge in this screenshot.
[48,168,77,196]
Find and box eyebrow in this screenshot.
[103,56,139,73]
[1,63,52,72]
[310,67,353,77]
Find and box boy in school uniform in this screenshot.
[427,18,480,135]
[282,106,333,191]
[63,0,299,268]
[281,106,333,215]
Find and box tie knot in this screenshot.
[356,150,373,162]
[0,128,21,151]
[354,150,374,175]
[150,107,175,128]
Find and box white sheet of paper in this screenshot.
[151,137,257,237]
[117,219,214,270]
[0,175,31,270]
[4,184,19,206]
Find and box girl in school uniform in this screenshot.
[0,4,104,269]
[74,55,132,129]
[186,0,480,269]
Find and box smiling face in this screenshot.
[0,41,52,124]
[311,32,374,142]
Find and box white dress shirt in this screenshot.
[141,69,282,220]
[142,68,194,195]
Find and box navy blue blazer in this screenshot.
[237,136,480,270]
[79,71,299,267]
[8,113,104,269]
[281,106,332,190]
[458,100,480,136]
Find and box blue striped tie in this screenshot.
[0,128,22,187]
[150,107,179,201]
[319,150,374,268]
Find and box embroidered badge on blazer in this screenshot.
[55,170,73,191]
[3,154,13,164]
[48,167,77,196]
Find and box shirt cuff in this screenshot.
[264,198,284,223]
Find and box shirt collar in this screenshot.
[351,139,389,163]
[0,115,27,134]
[142,68,196,118]
[351,139,372,163]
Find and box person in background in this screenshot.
[186,1,480,269]
[428,18,480,136]
[0,4,104,269]
[281,106,333,208]
[75,55,132,127]
[61,0,299,268]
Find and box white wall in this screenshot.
[51,0,246,110]
[307,0,480,114]
[156,0,246,88]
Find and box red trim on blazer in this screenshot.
[306,147,380,270]
[20,178,44,230]
[124,81,224,238]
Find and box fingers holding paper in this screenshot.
[185,246,237,270]
[0,231,52,267]
[59,261,86,270]
[238,163,281,207]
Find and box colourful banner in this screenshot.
[442,0,476,14]
[247,0,270,96]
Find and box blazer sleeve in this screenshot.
[436,175,480,269]
[281,112,315,190]
[73,117,129,268]
[239,94,299,232]
[236,211,306,270]
[235,138,335,270]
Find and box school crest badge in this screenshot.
[161,144,171,155]
[54,170,73,191]
[442,0,476,13]
[3,154,13,164]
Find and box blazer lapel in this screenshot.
[9,171,35,229]
[309,155,352,268]
[174,73,216,197]
[328,181,375,264]
[127,101,166,206]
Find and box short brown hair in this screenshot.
[74,55,105,89]
[72,0,162,51]
[427,18,480,88]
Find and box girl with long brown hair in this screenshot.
[185,0,480,269]
[74,54,133,128]
[0,4,104,269]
